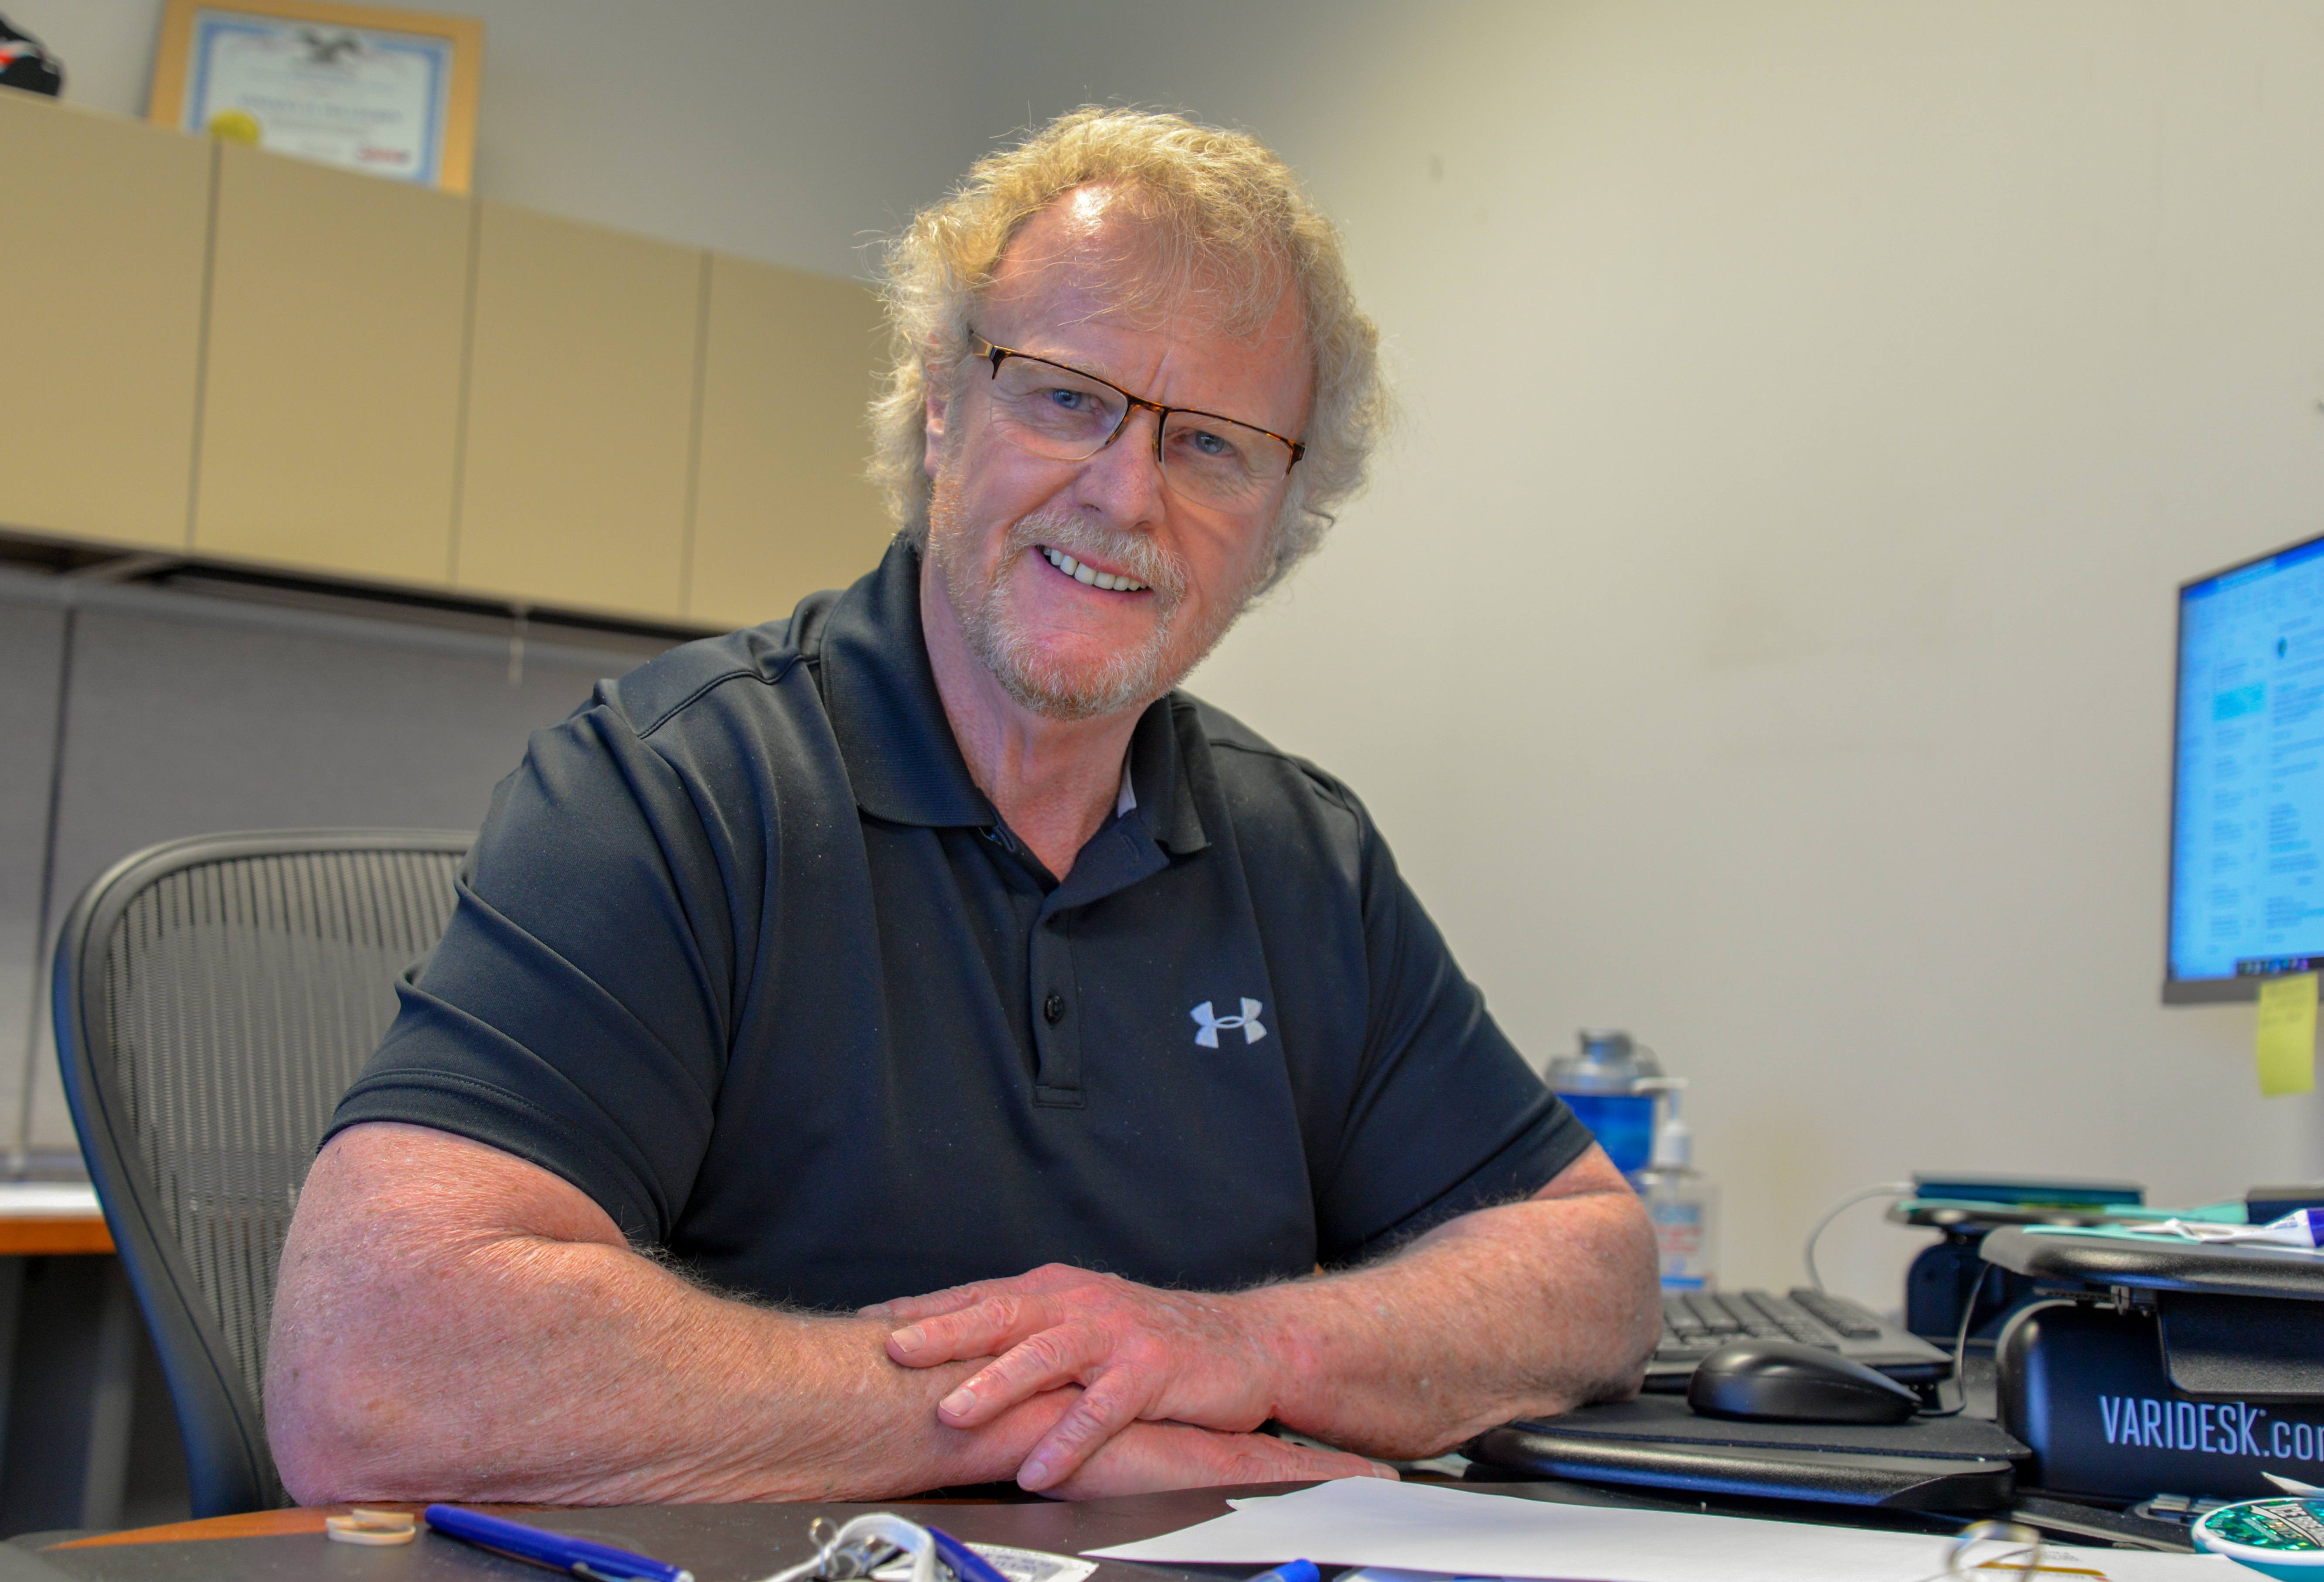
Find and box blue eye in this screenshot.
[1044,387,1090,412]
[1179,426,1243,462]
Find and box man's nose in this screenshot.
[1075,406,1168,522]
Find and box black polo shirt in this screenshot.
[332,539,1589,1310]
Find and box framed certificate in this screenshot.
[148,0,483,191]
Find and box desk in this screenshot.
[0,1183,112,1256]
[0,1184,142,1538]
[28,1484,1613,1582]
[22,1479,2220,1582]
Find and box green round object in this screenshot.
[2196,1499,2324,1579]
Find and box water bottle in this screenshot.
[1545,1029,1662,1177]
[1632,1076,1720,1290]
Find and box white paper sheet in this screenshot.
[1083,1478,2238,1582]
[0,1181,99,1215]
[878,1545,1096,1582]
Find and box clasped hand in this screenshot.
[864,1262,1356,1493]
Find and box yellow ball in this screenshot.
[205,109,262,144]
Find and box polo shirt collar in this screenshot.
[817,538,993,829]
[815,539,1209,856]
[1131,692,1209,856]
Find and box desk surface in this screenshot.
[34,1487,1336,1582]
[32,1480,2173,1579]
[0,1183,111,1256]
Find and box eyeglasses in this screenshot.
[1914,1521,2056,1580]
[962,332,1304,514]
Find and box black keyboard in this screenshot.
[1644,1287,1953,1391]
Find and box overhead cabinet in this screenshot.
[194,141,472,585]
[0,93,209,552]
[455,204,703,620]
[690,254,895,630]
[0,92,890,628]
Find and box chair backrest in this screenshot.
[52,830,469,1517]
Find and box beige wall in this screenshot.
[1178,0,2324,1301]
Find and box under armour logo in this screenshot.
[1191,999,1267,1047]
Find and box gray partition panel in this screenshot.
[0,607,67,1167]
[0,574,682,1155]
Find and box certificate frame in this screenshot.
[148,0,483,192]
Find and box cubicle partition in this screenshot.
[0,567,674,1179]
[0,566,681,1534]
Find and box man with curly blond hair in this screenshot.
[268,108,1658,1507]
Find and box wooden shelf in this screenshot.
[0,1214,114,1257]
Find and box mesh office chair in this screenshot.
[52,830,470,1517]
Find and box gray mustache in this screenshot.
[1009,516,1186,601]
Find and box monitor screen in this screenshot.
[2168,532,2324,1001]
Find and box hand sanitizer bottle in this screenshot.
[1631,1077,1719,1291]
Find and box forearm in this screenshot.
[274,1241,1055,1504]
[1245,1169,1660,1457]
[267,1126,1063,1504]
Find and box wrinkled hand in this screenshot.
[864,1264,1288,1491]
[1048,1418,1395,1500]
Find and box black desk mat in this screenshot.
[1501,1394,2030,1460]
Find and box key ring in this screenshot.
[757,1513,943,1582]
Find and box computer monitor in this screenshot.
[2167,530,2324,1002]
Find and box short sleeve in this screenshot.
[1312,808,1596,1265]
[328,698,742,1243]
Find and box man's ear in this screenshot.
[922,363,950,476]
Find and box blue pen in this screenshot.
[1244,1562,1319,1582]
[423,1504,694,1582]
[925,1526,1017,1582]
[2158,1207,2324,1248]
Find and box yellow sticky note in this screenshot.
[2257,973,2318,1097]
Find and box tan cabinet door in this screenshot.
[0,94,208,551]
[193,143,471,585]
[687,255,891,630]
[455,202,703,619]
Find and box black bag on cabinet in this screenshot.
[0,15,64,98]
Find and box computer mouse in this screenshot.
[1686,1340,1921,1425]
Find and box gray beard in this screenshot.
[926,492,1245,723]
